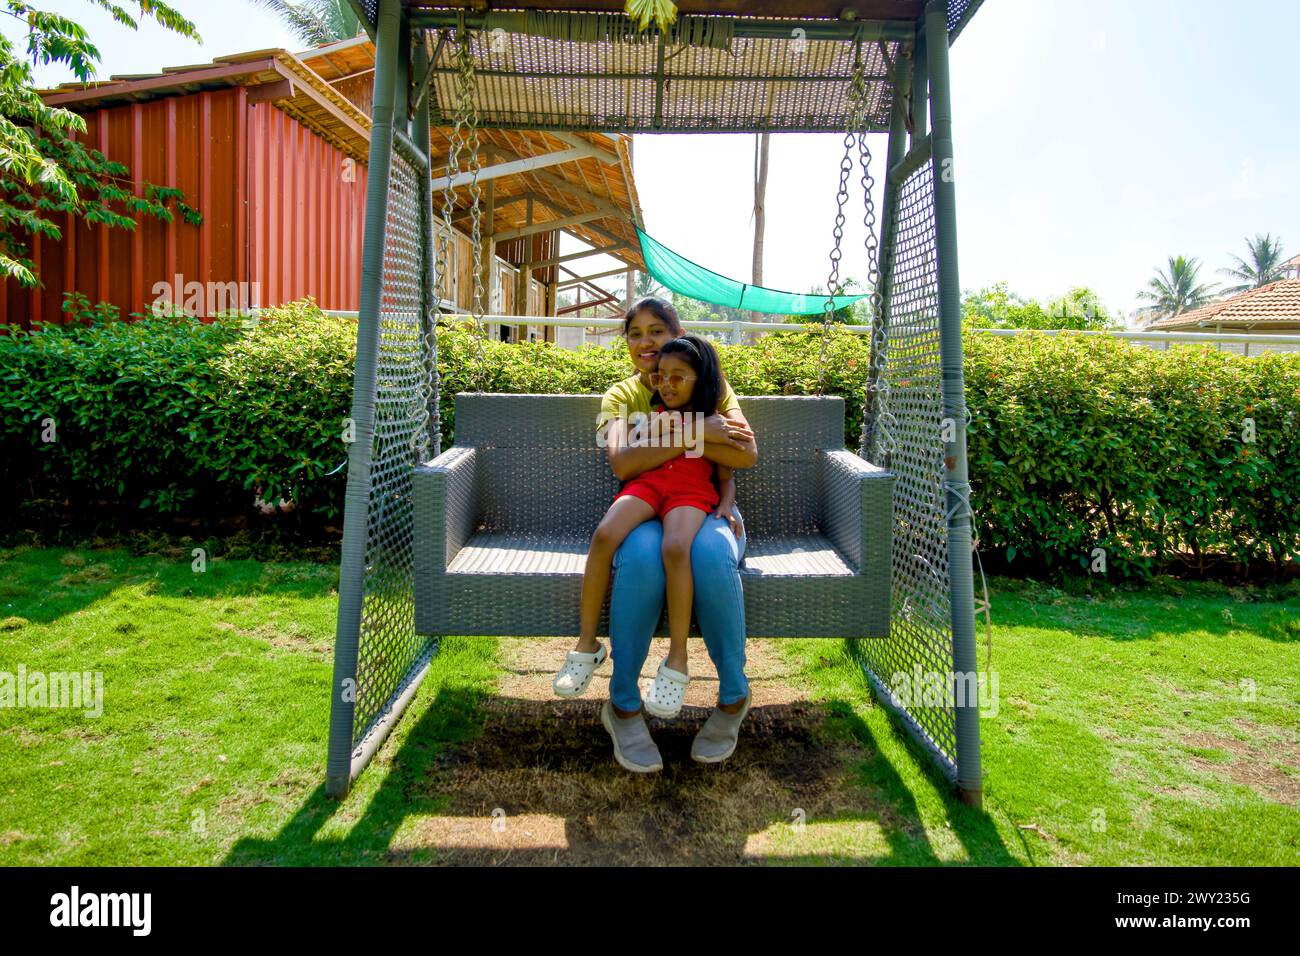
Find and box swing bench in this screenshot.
[412,393,894,638]
[407,8,901,640]
[330,0,985,808]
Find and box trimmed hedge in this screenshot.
[3,300,1298,576]
[965,334,1300,575]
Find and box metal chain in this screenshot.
[413,31,445,463]
[816,133,853,396]
[442,19,491,394]
[414,175,439,462]
[858,124,895,465]
[816,39,869,397]
[856,134,880,303]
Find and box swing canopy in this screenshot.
[351,0,982,134]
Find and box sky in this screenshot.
[7,0,1297,324]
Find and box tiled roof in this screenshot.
[1148,278,1300,330]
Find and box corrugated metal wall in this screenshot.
[1,83,561,330]
[1,87,368,328]
[2,88,248,328]
[246,100,367,311]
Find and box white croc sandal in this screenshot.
[552,642,608,698]
[643,658,689,718]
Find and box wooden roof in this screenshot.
[298,40,646,271]
[294,34,377,81]
[425,128,644,272]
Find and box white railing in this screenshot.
[294,308,1300,355]
[972,326,1300,355]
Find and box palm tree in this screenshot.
[633,270,667,300]
[250,0,364,46]
[1219,233,1288,293]
[1135,255,1219,326]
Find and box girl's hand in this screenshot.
[713,502,744,539]
[702,413,754,449]
[648,409,679,446]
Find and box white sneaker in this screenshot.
[600,699,663,773]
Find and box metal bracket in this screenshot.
[409,29,448,121]
[877,38,896,86]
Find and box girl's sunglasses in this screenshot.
[649,371,696,389]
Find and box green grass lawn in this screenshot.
[0,545,1296,865]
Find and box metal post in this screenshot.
[517,199,533,333]
[327,0,403,800]
[394,10,410,136]
[862,36,912,462]
[926,0,982,808]
[910,25,928,140]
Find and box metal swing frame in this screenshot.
[328,0,984,809]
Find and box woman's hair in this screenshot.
[622,295,683,337]
[650,333,724,419]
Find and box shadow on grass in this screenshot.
[225,680,1015,866]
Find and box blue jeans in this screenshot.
[608,506,749,712]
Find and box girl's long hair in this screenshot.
[650,333,724,419]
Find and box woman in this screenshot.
[556,296,759,772]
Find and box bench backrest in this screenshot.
[452,393,848,538]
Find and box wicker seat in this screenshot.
[413,394,894,638]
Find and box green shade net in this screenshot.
[635,226,867,315]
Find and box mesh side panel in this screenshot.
[351,149,436,748]
[853,159,958,769]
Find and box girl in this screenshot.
[553,333,742,719]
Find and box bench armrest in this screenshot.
[819,449,893,571]
[819,448,893,637]
[413,445,478,575]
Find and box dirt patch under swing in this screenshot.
[390,637,914,866]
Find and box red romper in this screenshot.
[614,405,720,518]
